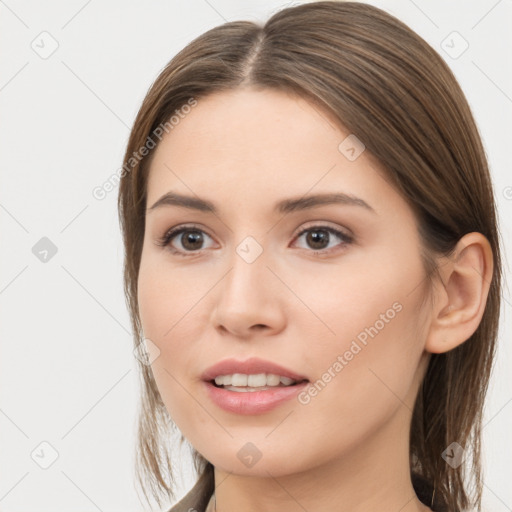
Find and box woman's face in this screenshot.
[138,87,434,476]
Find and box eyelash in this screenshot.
[155,223,354,257]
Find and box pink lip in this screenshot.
[203,380,309,415]
[201,357,309,415]
[201,357,308,382]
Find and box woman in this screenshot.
[118,2,502,511]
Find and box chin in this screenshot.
[202,443,310,477]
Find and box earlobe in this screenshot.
[424,232,494,355]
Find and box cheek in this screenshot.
[137,254,210,417]
[137,252,204,341]
[287,301,425,472]
[287,246,423,352]
[291,250,427,415]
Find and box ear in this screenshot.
[424,232,494,354]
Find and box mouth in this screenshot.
[201,358,310,414]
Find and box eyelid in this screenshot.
[292,220,353,238]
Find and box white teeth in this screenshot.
[247,373,266,387]
[266,374,281,386]
[213,373,298,387]
[217,375,232,386]
[232,373,247,387]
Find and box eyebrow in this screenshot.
[147,191,376,215]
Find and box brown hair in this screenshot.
[117,2,502,511]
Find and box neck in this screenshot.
[212,406,433,512]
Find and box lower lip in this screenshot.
[203,381,309,415]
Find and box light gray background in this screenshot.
[1,1,511,511]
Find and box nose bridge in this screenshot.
[211,233,284,334]
[223,235,269,304]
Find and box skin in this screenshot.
[137,88,493,512]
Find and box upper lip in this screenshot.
[201,357,309,382]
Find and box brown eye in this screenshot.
[293,225,353,253]
[156,225,214,256]
[178,230,204,251]
[304,229,330,250]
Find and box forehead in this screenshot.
[144,87,398,218]
[151,87,343,165]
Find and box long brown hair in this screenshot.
[117,2,503,511]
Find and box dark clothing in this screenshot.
[168,465,214,512]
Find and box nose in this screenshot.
[210,244,286,339]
